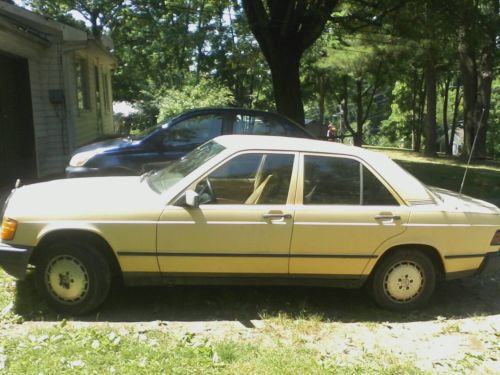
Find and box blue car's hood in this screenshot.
[74,137,138,154]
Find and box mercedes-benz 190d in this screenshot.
[1,135,499,314]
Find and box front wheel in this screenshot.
[370,250,436,310]
[35,240,111,315]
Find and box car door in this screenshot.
[156,151,298,275]
[141,113,225,171]
[289,153,410,277]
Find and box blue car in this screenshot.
[66,108,314,177]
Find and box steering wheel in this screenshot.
[198,177,216,204]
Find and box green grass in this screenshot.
[0,324,427,374]
[373,148,500,205]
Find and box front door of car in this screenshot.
[156,152,297,275]
[289,154,410,277]
[142,113,225,171]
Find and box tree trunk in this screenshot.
[449,79,461,155]
[354,79,364,146]
[318,74,328,137]
[342,75,355,142]
[458,0,496,159]
[267,49,304,124]
[459,39,478,158]
[424,55,437,157]
[442,77,450,154]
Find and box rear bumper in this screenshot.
[0,242,33,279]
[477,251,500,276]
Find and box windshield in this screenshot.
[129,123,166,141]
[148,140,225,193]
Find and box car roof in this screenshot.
[215,134,370,157]
[214,135,435,205]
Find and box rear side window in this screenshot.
[233,114,286,136]
[303,155,398,206]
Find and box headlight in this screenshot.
[69,149,103,167]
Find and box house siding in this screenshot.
[0,3,116,178]
[72,53,115,147]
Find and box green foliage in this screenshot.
[157,78,234,123]
[379,82,415,147]
[22,0,498,154]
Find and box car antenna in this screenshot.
[459,107,485,198]
[15,179,21,189]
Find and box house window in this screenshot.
[75,58,90,111]
[102,72,111,112]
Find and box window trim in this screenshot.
[297,152,405,206]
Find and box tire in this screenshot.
[370,250,436,311]
[34,240,111,315]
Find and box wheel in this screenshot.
[35,240,111,315]
[370,250,436,310]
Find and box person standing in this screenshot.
[327,122,337,141]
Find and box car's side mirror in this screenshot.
[184,189,200,208]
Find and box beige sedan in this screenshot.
[1,135,499,314]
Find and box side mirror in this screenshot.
[185,189,200,208]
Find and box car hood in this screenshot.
[73,137,138,154]
[429,187,500,215]
[5,177,164,221]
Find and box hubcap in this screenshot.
[45,255,89,304]
[383,261,424,303]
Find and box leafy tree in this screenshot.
[157,78,234,122]
[26,0,125,37]
[242,0,339,125]
[457,0,498,158]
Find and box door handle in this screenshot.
[263,213,292,219]
[374,214,401,221]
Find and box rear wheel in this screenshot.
[35,240,111,315]
[370,250,436,310]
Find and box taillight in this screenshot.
[0,217,17,241]
[491,230,500,246]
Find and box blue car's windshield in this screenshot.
[148,140,225,193]
[129,123,167,141]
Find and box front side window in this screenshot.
[303,155,398,205]
[195,153,295,205]
[149,140,225,193]
[163,114,223,148]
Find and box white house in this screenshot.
[0,2,115,184]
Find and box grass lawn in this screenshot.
[372,147,500,205]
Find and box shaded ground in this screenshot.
[2,269,498,324]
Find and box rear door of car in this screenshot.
[289,153,410,277]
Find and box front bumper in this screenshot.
[65,166,101,178]
[0,242,33,279]
[477,251,500,276]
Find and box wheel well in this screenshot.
[373,244,445,280]
[31,230,122,279]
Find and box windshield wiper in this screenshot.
[140,169,157,182]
